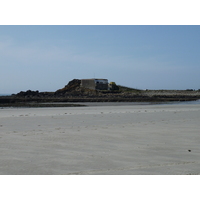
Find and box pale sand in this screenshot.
[0,104,200,175]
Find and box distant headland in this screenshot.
[1,79,200,107]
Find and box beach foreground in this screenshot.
[0,103,200,175]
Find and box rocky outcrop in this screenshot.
[10,79,200,103]
[55,79,81,94]
[16,90,40,97]
[54,79,99,97]
[54,79,81,96]
[15,90,54,98]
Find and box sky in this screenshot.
[0,25,200,94]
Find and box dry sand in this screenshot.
[0,103,200,175]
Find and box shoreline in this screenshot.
[1,99,200,108]
[0,102,86,108]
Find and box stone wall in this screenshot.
[81,79,96,90]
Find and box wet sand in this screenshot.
[0,104,200,174]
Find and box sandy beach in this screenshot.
[0,103,200,175]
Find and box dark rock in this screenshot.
[16,90,39,97]
[55,79,81,95]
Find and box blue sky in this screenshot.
[0,25,200,93]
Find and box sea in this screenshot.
[0,94,11,96]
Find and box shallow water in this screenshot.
[65,99,200,107]
[162,99,200,105]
